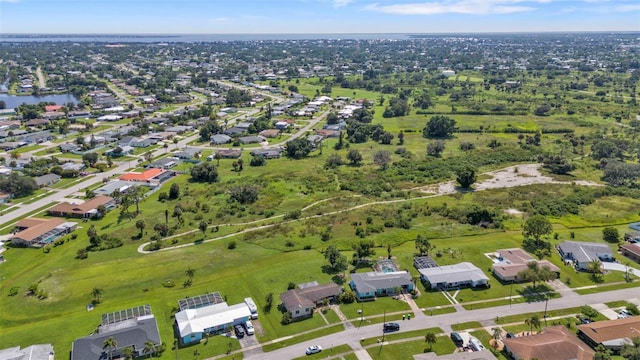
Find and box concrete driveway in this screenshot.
[602,262,640,278]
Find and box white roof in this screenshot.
[418,262,488,285]
[175,302,252,337]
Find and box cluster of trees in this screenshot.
[0,173,38,197]
[190,162,219,183]
[285,137,313,159]
[423,116,457,138]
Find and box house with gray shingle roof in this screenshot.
[557,241,614,270]
[349,271,413,300]
[418,262,489,290]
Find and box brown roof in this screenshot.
[49,195,114,216]
[259,129,280,138]
[15,217,50,228]
[492,248,560,279]
[621,243,640,257]
[280,289,314,311]
[503,326,594,360]
[280,283,342,312]
[577,316,640,344]
[12,218,66,242]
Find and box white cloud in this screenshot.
[334,0,354,7]
[365,1,537,15]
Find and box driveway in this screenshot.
[602,262,640,277]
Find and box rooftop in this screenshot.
[503,326,594,360]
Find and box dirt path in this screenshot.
[138,163,603,254]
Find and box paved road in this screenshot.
[245,287,640,360]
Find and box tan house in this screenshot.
[48,195,115,218]
[11,218,77,248]
[491,248,560,283]
[280,282,342,319]
[503,326,594,360]
[577,316,640,352]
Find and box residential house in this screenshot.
[11,217,77,248]
[239,135,266,145]
[274,121,291,130]
[211,134,232,144]
[250,148,282,159]
[48,195,115,218]
[130,138,158,148]
[44,105,62,112]
[97,114,122,122]
[0,344,54,360]
[280,282,342,319]
[223,127,246,136]
[71,305,162,360]
[119,168,175,185]
[147,157,179,169]
[175,300,252,345]
[418,262,489,290]
[557,241,614,270]
[315,129,339,138]
[307,135,323,149]
[25,119,50,128]
[0,192,11,204]
[166,125,193,133]
[23,131,54,144]
[491,248,560,283]
[259,129,280,138]
[105,145,134,157]
[61,162,85,172]
[59,143,79,153]
[174,147,201,160]
[577,316,640,352]
[214,149,242,159]
[621,243,640,263]
[95,181,139,197]
[502,326,594,360]
[34,173,61,187]
[349,271,414,301]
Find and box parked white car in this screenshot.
[306,345,322,355]
[244,320,255,335]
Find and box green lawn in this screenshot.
[451,321,483,331]
[365,335,456,360]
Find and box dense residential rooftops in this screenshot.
[502,326,594,360]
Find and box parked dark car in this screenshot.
[383,323,400,333]
[450,332,464,346]
[506,332,515,338]
[234,324,245,338]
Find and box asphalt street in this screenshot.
[246,286,640,360]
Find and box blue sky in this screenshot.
[0,0,638,34]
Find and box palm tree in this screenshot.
[588,259,603,281]
[491,327,502,351]
[103,336,117,360]
[185,267,195,280]
[424,332,437,351]
[91,287,103,304]
[524,315,541,335]
[136,219,146,238]
[143,340,156,359]
[121,346,134,360]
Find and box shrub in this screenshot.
[76,249,89,259]
[8,287,19,296]
[163,280,176,288]
[338,290,356,304]
[227,241,237,249]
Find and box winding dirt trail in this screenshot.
[137,164,602,254]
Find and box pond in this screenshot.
[0,93,80,109]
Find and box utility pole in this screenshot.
[543,294,549,327]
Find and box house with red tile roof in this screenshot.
[45,105,63,112]
[119,168,175,186]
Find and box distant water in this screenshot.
[0,94,79,109]
[0,33,415,43]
